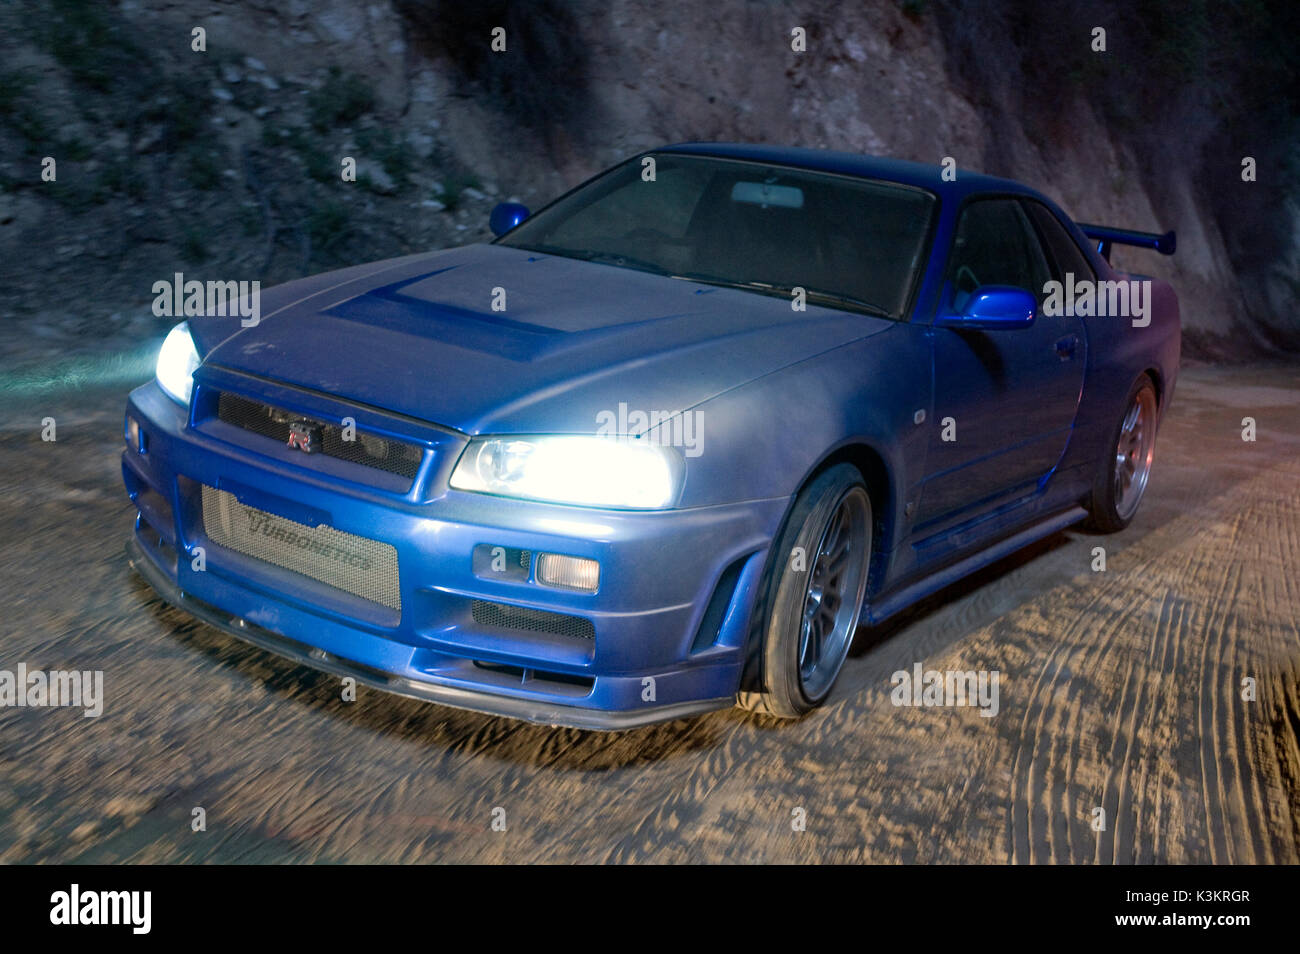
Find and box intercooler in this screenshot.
[200,484,401,611]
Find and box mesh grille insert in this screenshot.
[216,392,423,480]
[471,600,594,641]
[201,485,401,611]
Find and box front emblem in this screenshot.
[287,420,321,453]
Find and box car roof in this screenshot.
[657,141,1042,204]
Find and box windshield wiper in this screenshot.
[517,245,672,277]
[670,274,894,319]
[798,287,894,319]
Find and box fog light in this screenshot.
[125,416,145,452]
[536,553,600,592]
[472,544,532,583]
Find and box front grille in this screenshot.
[471,600,594,641]
[216,392,423,480]
[201,485,401,611]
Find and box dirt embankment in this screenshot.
[2,0,1296,366]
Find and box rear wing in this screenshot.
[1077,222,1176,261]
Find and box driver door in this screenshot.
[915,198,1086,529]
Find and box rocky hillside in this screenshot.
[1,0,1295,371]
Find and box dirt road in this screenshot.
[1,362,1296,863]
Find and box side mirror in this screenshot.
[936,285,1036,330]
[489,202,530,237]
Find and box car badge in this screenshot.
[287,420,321,453]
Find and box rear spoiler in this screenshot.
[1077,222,1176,261]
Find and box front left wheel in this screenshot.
[743,463,873,718]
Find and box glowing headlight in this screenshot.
[450,436,680,509]
[155,322,200,406]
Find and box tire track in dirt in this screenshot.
[1261,656,1300,852]
[1193,509,1248,864]
[1140,586,1192,864]
[1003,454,1300,864]
[1009,582,1115,863]
[598,719,760,863]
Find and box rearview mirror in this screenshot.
[936,285,1036,330]
[489,202,530,237]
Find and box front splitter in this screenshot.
[125,537,734,731]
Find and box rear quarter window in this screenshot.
[1023,200,1096,284]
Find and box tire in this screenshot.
[739,463,873,718]
[1085,374,1159,533]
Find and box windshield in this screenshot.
[498,153,936,320]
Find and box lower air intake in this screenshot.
[470,600,595,641]
[201,485,401,611]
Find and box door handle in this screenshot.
[1054,334,1079,360]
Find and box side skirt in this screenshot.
[865,505,1088,626]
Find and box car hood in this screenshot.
[200,243,893,435]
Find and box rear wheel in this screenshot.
[1086,374,1159,532]
[741,464,872,718]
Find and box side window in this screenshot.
[946,199,1051,311]
[1022,200,1096,284]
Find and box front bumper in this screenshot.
[122,375,787,730]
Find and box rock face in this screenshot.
[0,0,1294,360]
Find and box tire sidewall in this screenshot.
[1090,374,1157,533]
[759,463,871,716]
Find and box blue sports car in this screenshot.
[123,143,1179,728]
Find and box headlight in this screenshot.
[156,322,200,405]
[450,436,681,509]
